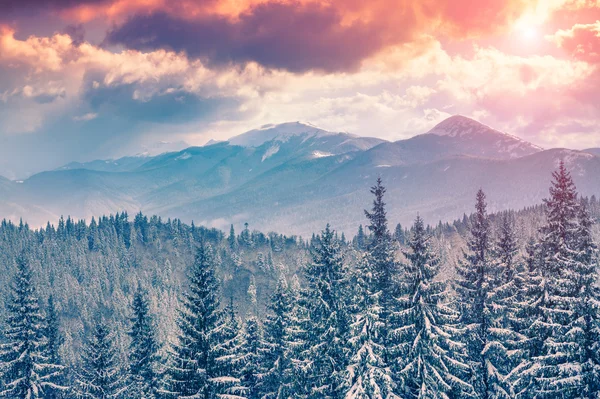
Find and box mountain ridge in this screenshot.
[1,116,598,235]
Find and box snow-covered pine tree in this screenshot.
[73,319,126,399]
[163,242,246,399]
[509,237,545,399]
[260,275,294,399]
[127,285,161,399]
[393,216,474,399]
[301,224,351,399]
[483,213,528,399]
[0,254,66,399]
[229,225,238,251]
[571,198,600,399]
[364,178,398,340]
[454,189,500,398]
[533,161,590,398]
[345,253,399,399]
[219,297,243,379]
[44,295,67,399]
[238,316,265,399]
[355,225,366,251]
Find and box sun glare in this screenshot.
[522,26,538,40]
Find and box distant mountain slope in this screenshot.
[584,148,600,157]
[1,116,598,236]
[58,156,150,173]
[228,121,386,153]
[425,115,542,158]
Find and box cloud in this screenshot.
[72,112,98,121]
[549,21,600,62]
[103,0,541,73]
[105,4,388,73]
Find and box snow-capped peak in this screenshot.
[428,115,503,138]
[425,115,543,158]
[228,122,344,148]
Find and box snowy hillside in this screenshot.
[424,115,542,159]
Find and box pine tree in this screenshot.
[44,295,67,399]
[74,319,126,399]
[483,214,527,399]
[454,189,498,398]
[364,178,398,353]
[533,162,590,398]
[345,254,399,399]
[260,275,294,399]
[127,286,161,399]
[0,255,65,399]
[220,297,243,379]
[238,317,264,399]
[509,237,545,399]
[164,242,246,399]
[571,199,600,399]
[229,225,237,251]
[301,224,351,399]
[355,225,366,251]
[394,216,474,399]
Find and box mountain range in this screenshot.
[1,116,599,236]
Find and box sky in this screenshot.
[0,0,599,179]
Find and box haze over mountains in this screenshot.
[0,116,599,235]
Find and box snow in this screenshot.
[311,150,334,159]
[229,122,340,147]
[175,152,192,161]
[262,144,280,162]
[426,115,543,156]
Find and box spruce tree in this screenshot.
[509,238,545,398]
[364,178,398,330]
[533,161,592,398]
[238,316,264,399]
[454,189,498,398]
[394,216,474,398]
[302,224,351,399]
[483,213,527,399]
[260,275,294,399]
[44,295,66,399]
[73,319,126,399]
[220,297,243,379]
[164,242,246,399]
[572,199,600,399]
[127,286,161,399]
[0,255,65,399]
[345,254,399,399]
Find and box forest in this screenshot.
[1,161,599,399]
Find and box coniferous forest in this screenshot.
[1,161,600,399]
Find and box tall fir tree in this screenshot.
[164,242,246,399]
[238,316,265,399]
[260,275,294,399]
[394,216,474,399]
[454,189,501,399]
[571,199,600,399]
[364,178,398,333]
[483,213,528,399]
[220,297,243,379]
[345,254,399,399]
[73,319,126,399]
[301,225,351,399]
[0,254,65,399]
[44,295,67,399]
[533,161,594,398]
[127,286,161,399]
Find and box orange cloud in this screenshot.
[550,21,600,62]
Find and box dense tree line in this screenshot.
[0,162,599,398]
